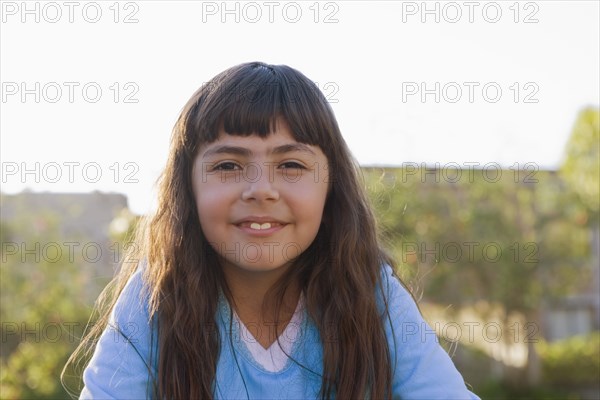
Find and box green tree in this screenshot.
[0,201,135,399]
[560,107,600,220]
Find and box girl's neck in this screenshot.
[221,263,301,349]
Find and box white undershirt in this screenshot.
[233,295,305,372]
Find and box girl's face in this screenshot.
[192,118,329,277]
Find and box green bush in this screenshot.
[476,379,581,400]
[537,331,600,386]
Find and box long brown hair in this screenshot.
[64,62,400,399]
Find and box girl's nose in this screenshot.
[241,164,280,202]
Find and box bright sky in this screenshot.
[1,1,599,214]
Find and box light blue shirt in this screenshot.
[80,265,480,399]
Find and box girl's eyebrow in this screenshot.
[202,143,316,158]
[272,143,316,156]
[202,145,250,158]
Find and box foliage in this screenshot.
[1,341,74,400]
[537,332,600,386]
[0,204,121,399]
[476,379,583,400]
[560,107,600,218]
[364,167,591,315]
[456,345,588,399]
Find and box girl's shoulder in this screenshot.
[110,265,152,329]
[377,263,414,311]
[98,263,156,355]
[378,263,481,399]
[79,266,157,399]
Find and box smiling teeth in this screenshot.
[250,222,272,230]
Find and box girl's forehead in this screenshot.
[197,128,326,160]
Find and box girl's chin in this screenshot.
[235,262,290,274]
[219,257,294,276]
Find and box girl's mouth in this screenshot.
[235,221,287,235]
[251,222,272,230]
[238,221,283,230]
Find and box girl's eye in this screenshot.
[213,162,241,171]
[279,161,305,169]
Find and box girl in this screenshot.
[66,62,480,399]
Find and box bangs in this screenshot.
[194,63,336,148]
